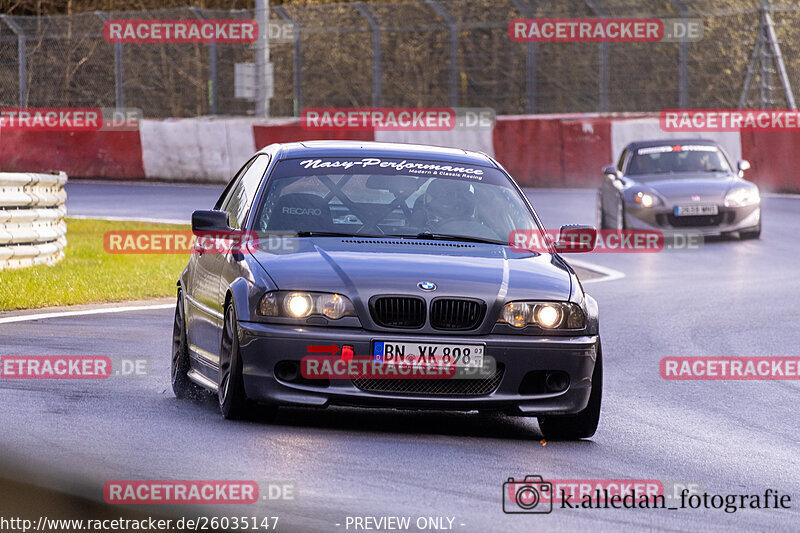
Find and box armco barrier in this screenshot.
[0,172,67,270]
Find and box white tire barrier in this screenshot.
[0,172,68,270]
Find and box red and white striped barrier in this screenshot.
[0,113,794,191]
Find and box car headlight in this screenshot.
[634,191,659,207]
[257,291,356,319]
[498,302,585,330]
[285,293,313,317]
[316,293,349,320]
[724,187,760,207]
[535,304,561,327]
[501,302,530,328]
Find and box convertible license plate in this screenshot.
[674,204,718,216]
[373,341,484,369]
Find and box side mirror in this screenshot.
[192,210,230,233]
[737,159,750,177]
[556,225,596,253]
[603,165,621,180]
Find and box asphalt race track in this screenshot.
[64,181,224,224]
[1,184,798,532]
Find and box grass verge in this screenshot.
[0,218,188,311]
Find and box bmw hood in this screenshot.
[250,238,573,304]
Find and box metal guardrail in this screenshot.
[0,171,67,270]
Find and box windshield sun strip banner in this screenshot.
[271,157,509,184]
[637,145,718,155]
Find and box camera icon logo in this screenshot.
[502,475,553,514]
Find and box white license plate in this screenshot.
[674,204,718,216]
[373,341,484,369]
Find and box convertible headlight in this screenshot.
[634,192,658,207]
[498,301,585,329]
[258,291,356,319]
[724,187,760,207]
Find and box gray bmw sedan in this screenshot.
[172,141,602,440]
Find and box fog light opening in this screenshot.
[275,361,300,382]
[545,371,570,393]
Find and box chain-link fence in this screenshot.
[2,0,800,118]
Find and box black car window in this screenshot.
[222,154,270,229]
[215,156,256,211]
[617,149,628,172]
[628,145,731,176]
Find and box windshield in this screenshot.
[251,157,538,243]
[627,145,731,176]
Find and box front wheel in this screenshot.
[219,302,252,419]
[538,343,602,440]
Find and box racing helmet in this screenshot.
[423,178,476,224]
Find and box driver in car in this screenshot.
[420,179,476,232]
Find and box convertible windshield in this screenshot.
[252,157,538,242]
[628,145,731,176]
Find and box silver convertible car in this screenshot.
[171,141,602,439]
[598,139,761,239]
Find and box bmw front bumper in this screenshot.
[237,321,599,416]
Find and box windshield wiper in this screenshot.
[388,232,506,245]
[704,168,726,173]
[294,231,385,238]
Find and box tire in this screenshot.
[218,302,278,421]
[171,290,205,400]
[218,302,252,419]
[538,343,602,440]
